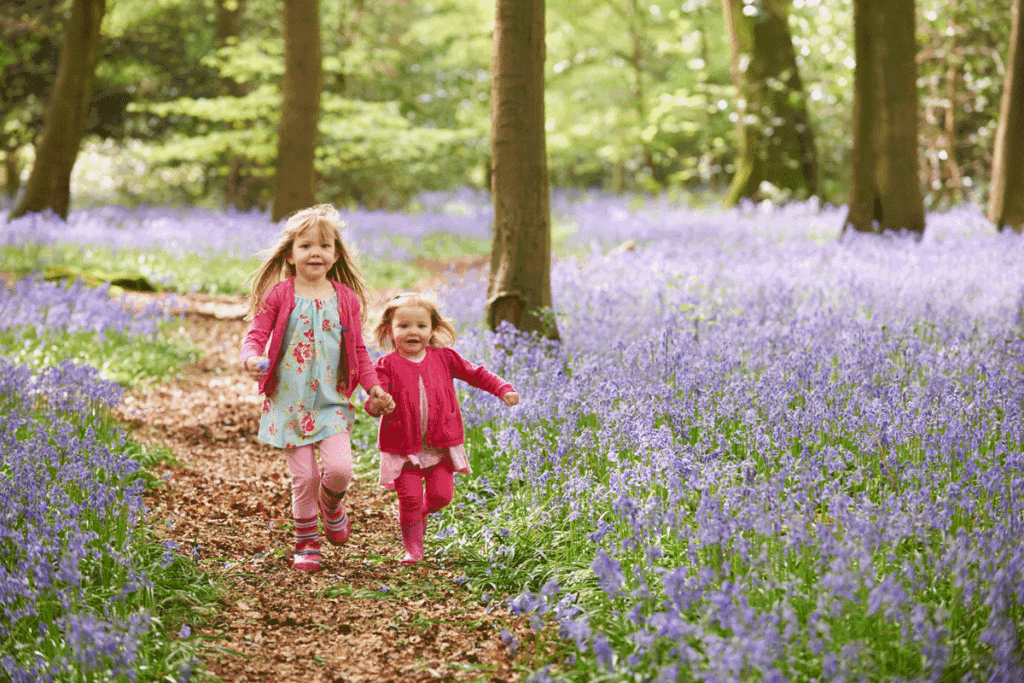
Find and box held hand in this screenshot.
[244,356,269,380]
[368,386,396,415]
[366,395,384,417]
[502,391,519,407]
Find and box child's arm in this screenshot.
[364,358,395,417]
[240,290,279,375]
[348,297,382,394]
[443,348,517,402]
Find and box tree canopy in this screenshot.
[0,0,1016,211]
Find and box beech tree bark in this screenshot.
[215,0,246,98]
[988,0,1024,233]
[721,0,818,206]
[844,0,925,235]
[487,0,559,340]
[271,0,321,222]
[9,0,105,221]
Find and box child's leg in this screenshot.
[318,432,354,494]
[284,444,321,571]
[393,465,427,562]
[423,457,455,514]
[317,432,353,545]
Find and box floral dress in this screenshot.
[258,295,354,448]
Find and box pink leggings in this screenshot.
[394,457,455,527]
[284,432,353,521]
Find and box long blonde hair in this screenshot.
[372,292,458,352]
[245,204,369,321]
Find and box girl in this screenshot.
[365,292,519,564]
[241,204,395,573]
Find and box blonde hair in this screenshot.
[245,204,369,321]
[372,292,457,351]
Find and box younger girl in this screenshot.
[241,204,394,573]
[366,293,519,564]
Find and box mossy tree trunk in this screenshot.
[988,0,1024,233]
[272,0,321,222]
[487,0,558,340]
[9,0,105,221]
[721,0,818,206]
[843,0,924,235]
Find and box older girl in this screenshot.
[241,204,394,572]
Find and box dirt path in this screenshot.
[115,288,534,683]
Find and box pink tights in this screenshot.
[393,458,454,561]
[284,432,353,522]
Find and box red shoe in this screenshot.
[319,486,351,546]
[323,510,350,546]
[293,541,321,572]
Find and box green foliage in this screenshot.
[6,0,1014,208]
[0,322,199,387]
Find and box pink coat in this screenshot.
[241,278,379,398]
[368,346,514,456]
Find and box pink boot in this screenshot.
[399,515,425,564]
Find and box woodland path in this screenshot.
[115,269,537,683]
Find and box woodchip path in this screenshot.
[115,290,534,683]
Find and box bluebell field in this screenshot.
[1,359,150,681]
[3,193,1024,681]
[0,277,199,681]
[441,200,1024,682]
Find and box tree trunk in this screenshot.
[721,0,818,206]
[3,149,20,200]
[487,0,559,340]
[843,0,924,235]
[272,0,321,222]
[216,0,258,211]
[988,0,1024,233]
[8,0,105,221]
[215,0,246,97]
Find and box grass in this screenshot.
[0,324,200,386]
[0,244,430,296]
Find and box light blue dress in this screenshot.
[257,295,354,449]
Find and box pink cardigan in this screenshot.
[241,278,379,398]
[368,346,514,456]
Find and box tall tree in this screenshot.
[721,0,818,205]
[843,0,924,235]
[8,0,105,220]
[215,0,258,210]
[988,0,1024,233]
[271,0,321,222]
[487,0,559,340]
[215,0,246,98]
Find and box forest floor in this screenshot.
[114,260,541,683]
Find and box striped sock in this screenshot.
[320,486,348,531]
[293,516,321,571]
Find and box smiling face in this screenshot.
[287,225,338,287]
[391,304,433,359]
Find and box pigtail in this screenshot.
[244,243,292,321]
[372,307,397,352]
[327,242,370,324]
[429,313,457,348]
